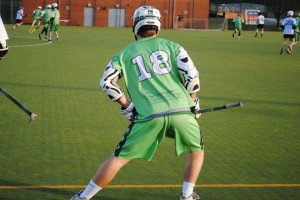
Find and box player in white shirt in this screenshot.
[279,10,297,55]
[0,16,9,59]
[255,12,264,37]
[12,7,25,30]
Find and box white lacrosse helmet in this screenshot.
[132,6,161,36]
[52,3,58,8]
[46,4,51,8]
[38,6,42,9]
[287,10,294,16]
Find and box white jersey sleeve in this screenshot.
[177,47,200,93]
[100,61,123,101]
[0,16,9,42]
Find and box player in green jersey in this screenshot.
[71,5,204,200]
[295,12,300,44]
[232,13,244,39]
[39,4,52,40]
[29,6,42,33]
[48,3,60,42]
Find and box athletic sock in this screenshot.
[181,182,195,198]
[80,180,102,199]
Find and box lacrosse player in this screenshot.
[29,6,42,33]
[48,3,60,42]
[0,16,9,59]
[12,7,24,30]
[255,12,265,38]
[71,5,204,200]
[39,4,52,40]
[295,12,300,44]
[280,10,297,54]
[232,13,244,39]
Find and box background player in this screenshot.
[232,13,244,39]
[48,3,60,42]
[280,10,297,54]
[294,12,300,45]
[29,6,42,33]
[39,4,52,40]
[12,7,24,30]
[255,12,265,37]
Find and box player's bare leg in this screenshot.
[37,20,41,29]
[29,21,36,33]
[280,38,288,54]
[287,38,295,54]
[48,31,52,42]
[255,29,258,37]
[71,155,130,199]
[93,155,129,187]
[55,31,60,41]
[181,150,204,199]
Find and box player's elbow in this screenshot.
[100,79,123,101]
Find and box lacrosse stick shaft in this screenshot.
[198,101,244,114]
[0,87,37,120]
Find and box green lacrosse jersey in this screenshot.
[111,37,195,119]
[296,17,300,29]
[43,8,52,23]
[53,9,60,25]
[234,16,244,28]
[33,9,42,20]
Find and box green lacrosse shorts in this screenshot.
[114,112,204,161]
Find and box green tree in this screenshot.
[264,0,299,27]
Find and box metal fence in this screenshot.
[0,0,21,24]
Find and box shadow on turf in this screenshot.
[0,179,81,200]
[0,179,178,200]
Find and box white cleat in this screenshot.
[70,191,89,200]
[180,192,200,200]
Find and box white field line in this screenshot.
[9,35,51,48]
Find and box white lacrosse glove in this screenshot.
[120,102,137,122]
[192,97,201,118]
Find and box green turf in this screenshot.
[0,25,299,199]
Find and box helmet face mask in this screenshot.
[132,6,161,37]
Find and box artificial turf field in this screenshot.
[0,25,299,200]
